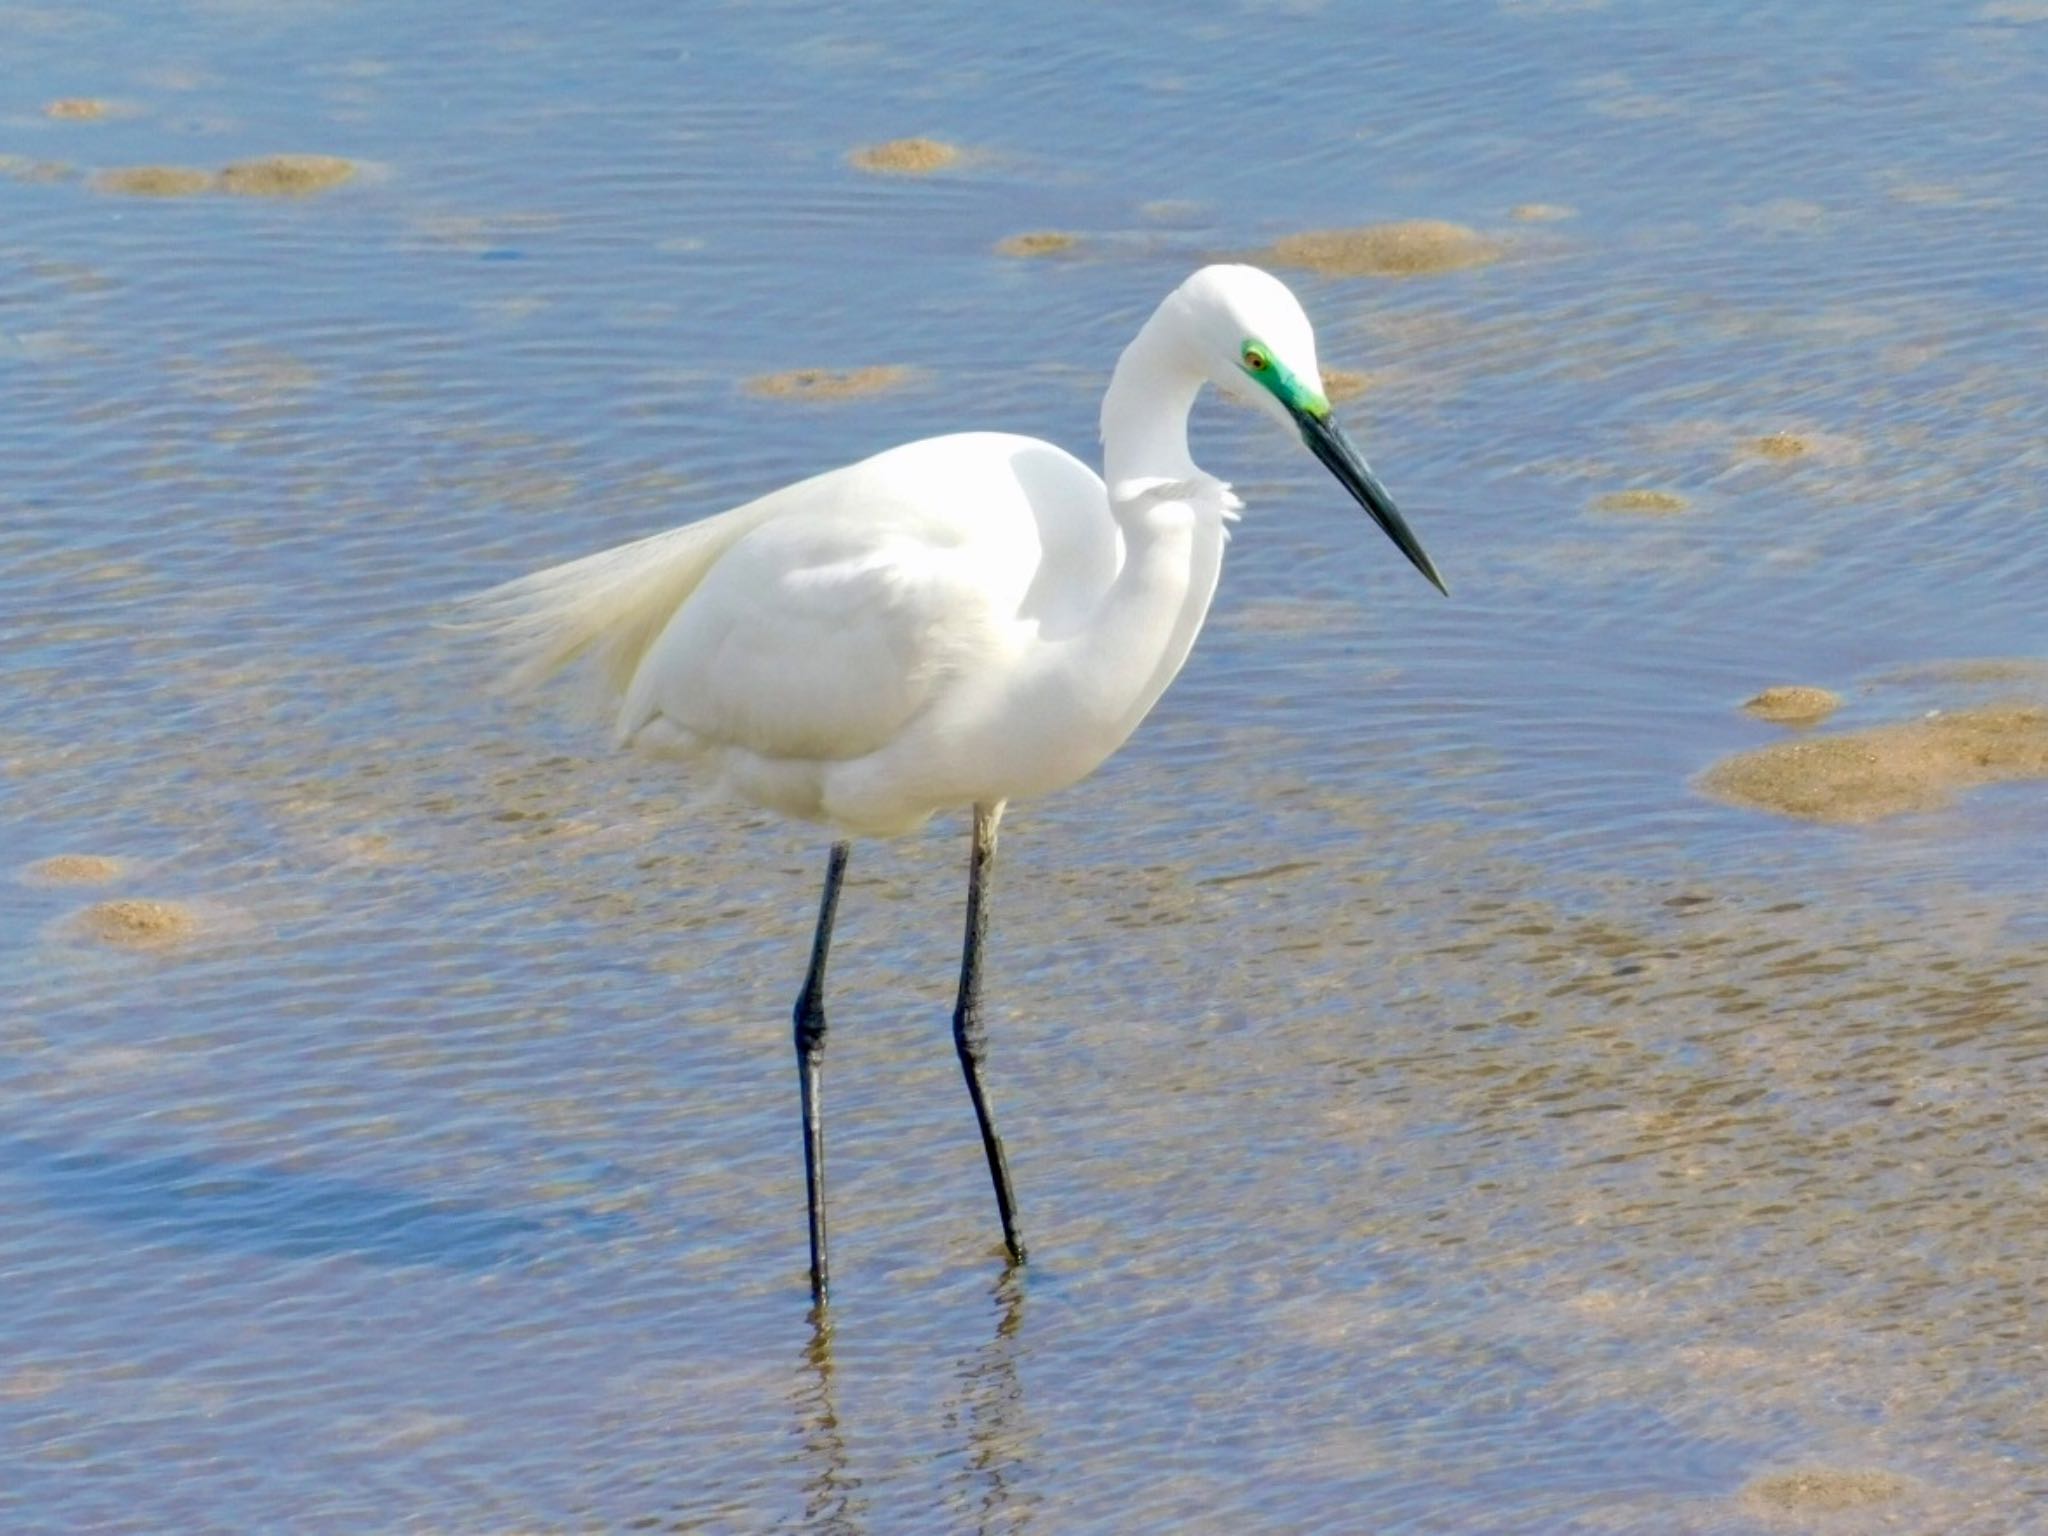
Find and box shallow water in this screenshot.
[4,2,2046,1531]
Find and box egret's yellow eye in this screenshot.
[1243,345,1270,372]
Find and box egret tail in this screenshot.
[454,501,773,705]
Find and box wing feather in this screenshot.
[457,432,1108,770]
[618,513,1024,761]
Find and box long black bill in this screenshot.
[1295,409,1448,596]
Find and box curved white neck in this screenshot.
[1019,301,1230,771]
[1100,301,1207,493]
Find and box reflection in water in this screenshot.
[943,1273,1038,1535]
[792,1313,865,1536]
[784,1280,1036,1536]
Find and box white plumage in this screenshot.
[458,265,1446,1298]
[458,260,1455,837]
[461,267,1354,835]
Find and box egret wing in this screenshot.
[618,495,1039,764]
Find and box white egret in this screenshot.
[463,264,1445,1301]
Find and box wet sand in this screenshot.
[1591,488,1689,514]
[1259,220,1503,278]
[1740,1466,1918,1516]
[74,898,199,948]
[1748,431,1812,459]
[93,165,212,197]
[89,156,359,199]
[0,155,73,184]
[849,137,961,174]
[217,155,357,197]
[995,230,1079,257]
[743,365,915,399]
[23,854,127,886]
[1703,705,2048,821]
[1741,686,1842,725]
[1878,657,2048,688]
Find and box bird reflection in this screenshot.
[792,1310,864,1536]
[943,1270,1040,1534]
[790,1276,1039,1535]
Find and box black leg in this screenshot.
[796,840,851,1302]
[953,802,1027,1265]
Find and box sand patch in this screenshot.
[331,832,406,866]
[744,365,913,401]
[1592,489,1689,514]
[848,138,960,175]
[45,98,110,121]
[1702,706,2048,823]
[93,165,211,197]
[1259,221,1503,278]
[1742,687,1841,726]
[1509,202,1574,222]
[76,898,200,948]
[1321,368,1374,404]
[1749,432,1811,460]
[995,230,1079,257]
[0,155,73,184]
[1877,657,2048,689]
[24,854,127,886]
[1741,1466,1916,1515]
[1726,427,1861,468]
[217,154,357,197]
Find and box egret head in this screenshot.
[1175,264,1446,595]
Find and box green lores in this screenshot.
[1240,338,1329,420]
